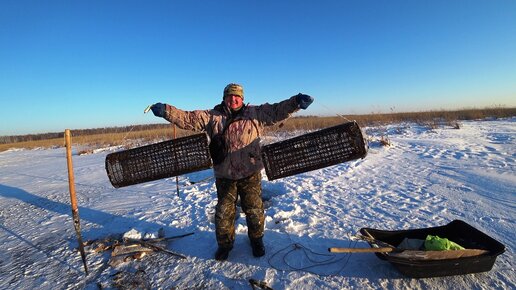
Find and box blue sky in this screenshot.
[1,1,515,135]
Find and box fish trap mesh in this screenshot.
[105,133,212,188]
[261,121,368,180]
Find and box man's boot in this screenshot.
[250,237,265,257]
[215,245,232,261]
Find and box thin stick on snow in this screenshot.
[124,239,187,259]
[173,124,180,197]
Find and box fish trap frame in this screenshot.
[105,133,212,188]
[261,121,368,180]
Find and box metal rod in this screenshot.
[173,124,180,197]
[142,232,194,242]
[65,129,89,275]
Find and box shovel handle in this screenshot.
[328,247,394,253]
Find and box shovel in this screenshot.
[329,232,402,253]
[329,246,488,260]
[329,247,396,253]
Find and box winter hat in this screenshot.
[223,83,244,100]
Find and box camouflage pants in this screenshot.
[215,171,264,247]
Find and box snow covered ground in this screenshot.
[0,119,514,289]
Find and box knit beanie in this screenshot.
[223,83,244,100]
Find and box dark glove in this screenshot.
[295,93,314,110]
[150,103,166,118]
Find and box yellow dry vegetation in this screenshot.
[1,107,514,152]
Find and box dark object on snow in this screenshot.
[360,220,506,278]
[112,270,151,290]
[261,121,368,180]
[105,133,212,188]
[249,278,274,290]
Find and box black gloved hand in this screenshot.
[150,103,166,118]
[295,93,314,110]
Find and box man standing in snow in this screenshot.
[149,83,313,261]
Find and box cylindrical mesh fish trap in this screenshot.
[105,133,212,188]
[261,121,368,180]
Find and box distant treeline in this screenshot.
[1,107,515,145]
[0,124,171,144]
[266,107,516,132]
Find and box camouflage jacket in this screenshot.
[163,96,300,180]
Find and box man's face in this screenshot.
[224,94,243,110]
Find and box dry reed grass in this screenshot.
[0,128,193,153]
[1,107,514,152]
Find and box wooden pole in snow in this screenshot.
[64,129,88,275]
